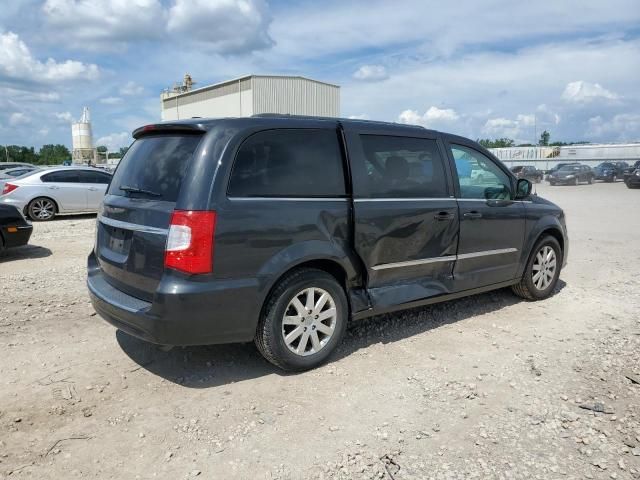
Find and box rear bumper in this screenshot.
[87,252,261,346]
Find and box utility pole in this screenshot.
[3,145,9,162]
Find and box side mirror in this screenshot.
[515,178,532,199]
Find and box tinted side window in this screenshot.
[451,145,512,200]
[357,135,448,198]
[79,171,112,184]
[228,129,345,197]
[41,171,80,183]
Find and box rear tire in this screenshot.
[27,197,57,221]
[512,235,562,301]
[255,268,348,371]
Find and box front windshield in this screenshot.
[597,163,613,168]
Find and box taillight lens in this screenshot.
[164,210,216,274]
[2,183,18,195]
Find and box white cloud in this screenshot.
[100,96,123,105]
[587,114,640,141]
[353,65,389,82]
[0,32,99,84]
[43,0,165,46]
[96,132,131,151]
[120,81,144,96]
[398,106,460,128]
[482,114,539,142]
[348,114,370,120]
[561,81,619,103]
[167,0,273,54]
[55,111,74,123]
[9,112,31,126]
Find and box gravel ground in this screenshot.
[1,182,639,480]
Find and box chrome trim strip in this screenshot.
[457,198,532,203]
[98,216,168,235]
[457,248,518,260]
[371,248,518,270]
[227,197,348,202]
[371,255,456,271]
[354,198,454,202]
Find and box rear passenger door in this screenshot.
[40,170,87,212]
[78,170,111,210]
[344,126,459,308]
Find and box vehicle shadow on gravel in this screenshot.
[0,244,52,262]
[117,280,566,388]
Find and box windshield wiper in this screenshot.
[119,185,161,197]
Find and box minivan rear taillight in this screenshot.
[2,183,18,195]
[164,210,216,274]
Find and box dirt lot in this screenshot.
[1,182,639,479]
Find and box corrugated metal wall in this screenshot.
[252,77,340,117]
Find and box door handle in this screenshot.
[48,186,59,190]
[463,211,483,219]
[434,212,454,221]
[88,187,98,191]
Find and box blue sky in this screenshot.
[1,0,640,151]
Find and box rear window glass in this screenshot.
[108,134,202,201]
[227,129,346,198]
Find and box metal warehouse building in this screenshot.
[160,75,340,121]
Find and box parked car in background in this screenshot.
[510,165,543,183]
[625,167,640,189]
[0,162,35,172]
[593,162,628,182]
[548,164,594,185]
[545,162,580,179]
[88,116,568,371]
[0,204,32,255]
[0,166,40,179]
[622,160,640,183]
[0,167,112,221]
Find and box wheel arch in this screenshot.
[26,196,59,216]
[256,256,357,331]
[517,220,566,279]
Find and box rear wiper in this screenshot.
[119,185,161,197]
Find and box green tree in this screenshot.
[96,145,108,153]
[38,144,71,165]
[118,146,129,158]
[478,138,515,148]
[5,145,39,164]
[538,130,550,146]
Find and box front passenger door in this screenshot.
[447,142,525,291]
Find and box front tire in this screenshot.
[27,197,57,221]
[512,235,562,301]
[255,268,348,371]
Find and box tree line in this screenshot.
[2,144,129,165]
[478,131,590,149]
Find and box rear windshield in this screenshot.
[108,134,202,201]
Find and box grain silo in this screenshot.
[71,107,97,164]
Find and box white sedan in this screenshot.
[0,167,112,221]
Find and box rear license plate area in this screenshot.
[107,227,129,254]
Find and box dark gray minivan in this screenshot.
[88,115,568,371]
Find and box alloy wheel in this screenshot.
[532,246,557,291]
[281,287,337,357]
[31,199,55,220]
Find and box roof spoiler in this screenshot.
[132,123,207,139]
